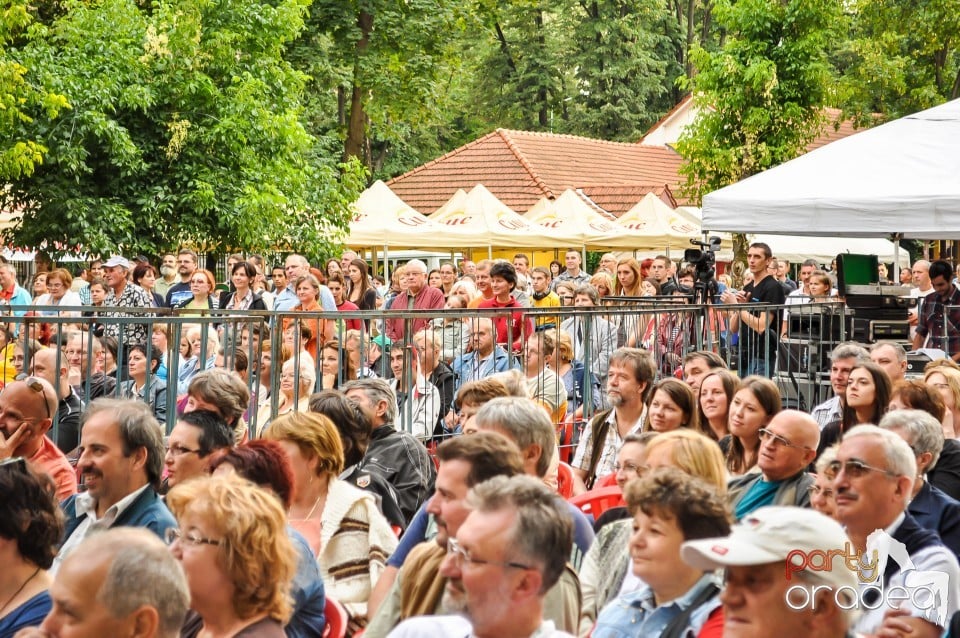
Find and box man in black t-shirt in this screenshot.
[720,242,785,377]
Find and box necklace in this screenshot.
[289,495,323,522]
[0,567,40,614]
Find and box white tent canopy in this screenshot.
[348,180,475,248]
[430,184,579,248]
[524,190,622,246]
[702,98,960,237]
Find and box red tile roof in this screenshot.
[387,129,687,214]
[806,108,867,152]
[575,185,679,218]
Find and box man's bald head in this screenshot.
[758,409,819,481]
[32,348,68,390]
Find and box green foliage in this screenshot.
[834,0,960,120]
[0,0,69,182]
[566,0,683,141]
[2,0,361,258]
[675,0,842,205]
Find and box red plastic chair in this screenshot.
[568,485,625,519]
[323,597,349,638]
[556,461,575,499]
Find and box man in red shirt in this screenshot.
[385,259,445,342]
[0,376,77,500]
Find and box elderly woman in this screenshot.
[579,431,728,634]
[263,412,398,627]
[256,357,314,435]
[811,445,839,519]
[34,268,83,317]
[209,441,327,638]
[0,459,64,635]
[167,475,297,637]
[119,343,168,424]
[590,468,730,637]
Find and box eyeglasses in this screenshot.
[827,459,899,479]
[807,484,834,498]
[613,461,648,475]
[24,376,51,420]
[164,528,221,547]
[758,428,810,451]
[447,537,532,571]
[165,444,202,458]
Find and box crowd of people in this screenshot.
[4,244,960,638]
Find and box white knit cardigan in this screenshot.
[318,478,399,621]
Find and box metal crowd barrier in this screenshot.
[3,297,887,449]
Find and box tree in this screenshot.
[0,0,69,181]
[675,0,841,273]
[293,0,465,173]
[3,0,362,260]
[566,0,683,141]
[834,0,960,121]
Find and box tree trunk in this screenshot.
[343,10,373,163]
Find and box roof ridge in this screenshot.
[574,189,617,220]
[497,128,668,149]
[386,130,502,185]
[498,129,555,200]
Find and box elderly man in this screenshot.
[31,347,84,454]
[728,409,819,520]
[343,378,436,524]
[22,528,189,638]
[163,409,234,489]
[364,432,526,637]
[154,252,178,298]
[163,248,198,307]
[389,475,575,638]
[100,255,153,348]
[452,317,513,392]
[833,425,960,635]
[0,377,76,501]
[56,399,175,571]
[413,329,456,438]
[682,506,858,638]
[810,342,869,429]
[385,259,445,342]
[572,348,655,489]
[0,262,32,319]
[909,259,935,327]
[274,253,336,312]
[67,331,116,402]
[880,410,960,557]
[468,259,495,308]
[870,340,908,385]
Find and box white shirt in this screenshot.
[388,616,573,638]
[52,484,152,574]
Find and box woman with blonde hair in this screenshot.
[590,271,614,300]
[167,475,297,637]
[643,429,728,494]
[925,365,960,439]
[263,412,397,627]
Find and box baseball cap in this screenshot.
[682,506,858,591]
[372,334,392,347]
[103,255,131,269]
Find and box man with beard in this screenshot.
[571,347,655,489]
[154,252,178,298]
[388,475,574,638]
[54,398,175,573]
[363,432,524,637]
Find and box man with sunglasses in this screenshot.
[728,410,819,520]
[389,475,574,638]
[834,425,960,636]
[0,376,76,501]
